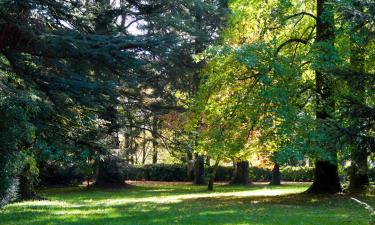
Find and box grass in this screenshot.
[0,182,374,225]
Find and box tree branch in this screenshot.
[285,12,317,21]
[276,38,309,55]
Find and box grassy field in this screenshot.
[0,182,373,225]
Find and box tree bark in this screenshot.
[349,150,369,192]
[208,158,220,191]
[19,167,37,200]
[152,117,158,164]
[193,154,206,185]
[308,0,342,194]
[231,160,251,185]
[142,128,147,164]
[186,148,194,180]
[270,163,281,185]
[307,161,341,194]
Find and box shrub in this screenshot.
[95,156,129,186]
[280,166,314,182]
[250,167,271,182]
[38,162,85,186]
[123,164,314,182]
[139,164,189,181]
[207,166,234,181]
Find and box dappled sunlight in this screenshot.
[1,183,373,225]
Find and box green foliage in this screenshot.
[0,88,37,206]
[95,156,129,186]
[249,167,272,182]
[280,166,314,182]
[206,166,233,181]
[127,164,314,182]
[38,163,85,187]
[138,164,190,182]
[0,0,227,204]
[189,0,375,185]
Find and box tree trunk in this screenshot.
[307,161,341,194]
[208,158,220,191]
[194,154,206,185]
[124,132,130,163]
[206,156,211,167]
[152,146,158,164]
[308,0,342,194]
[231,160,250,185]
[349,150,369,192]
[152,117,158,164]
[186,149,194,180]
[19,168,36,200]
[270,163,281,185]
[142,128,147,164]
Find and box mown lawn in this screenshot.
[0,182,373,225]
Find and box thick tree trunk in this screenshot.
[307,161,341,194]
[270,163,281,185]
[349,150,369,192]
[208,159,220,191]
[308,0,342,194]
[19,168,37,200]
[231,160,250,185]
[194,154,206,185]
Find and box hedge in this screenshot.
[136,164,189,181]
[127,164,314,182]
[280,166,314,182]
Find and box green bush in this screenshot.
[95,156,129,186]
[0,98,35,207]
[138,164,189,181]
[206,166,234,181]
[39,163,316,185]
[124,164,315,182]
[250,167,271,182]
[280,166,314,182]
[38,163,85,186]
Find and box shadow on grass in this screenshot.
[1,183,373,225]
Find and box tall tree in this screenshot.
[0,0,227,203]
[307,0,342,194]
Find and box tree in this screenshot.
[306,0,342,194]
[190,0,374,193]
[337,0,375,192]
[0,0,228,202]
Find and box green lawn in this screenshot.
[0,182,373,225]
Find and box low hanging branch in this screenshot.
[285,12,317,21]
[275,38,309,55]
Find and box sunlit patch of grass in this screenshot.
[0,182,374,225]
